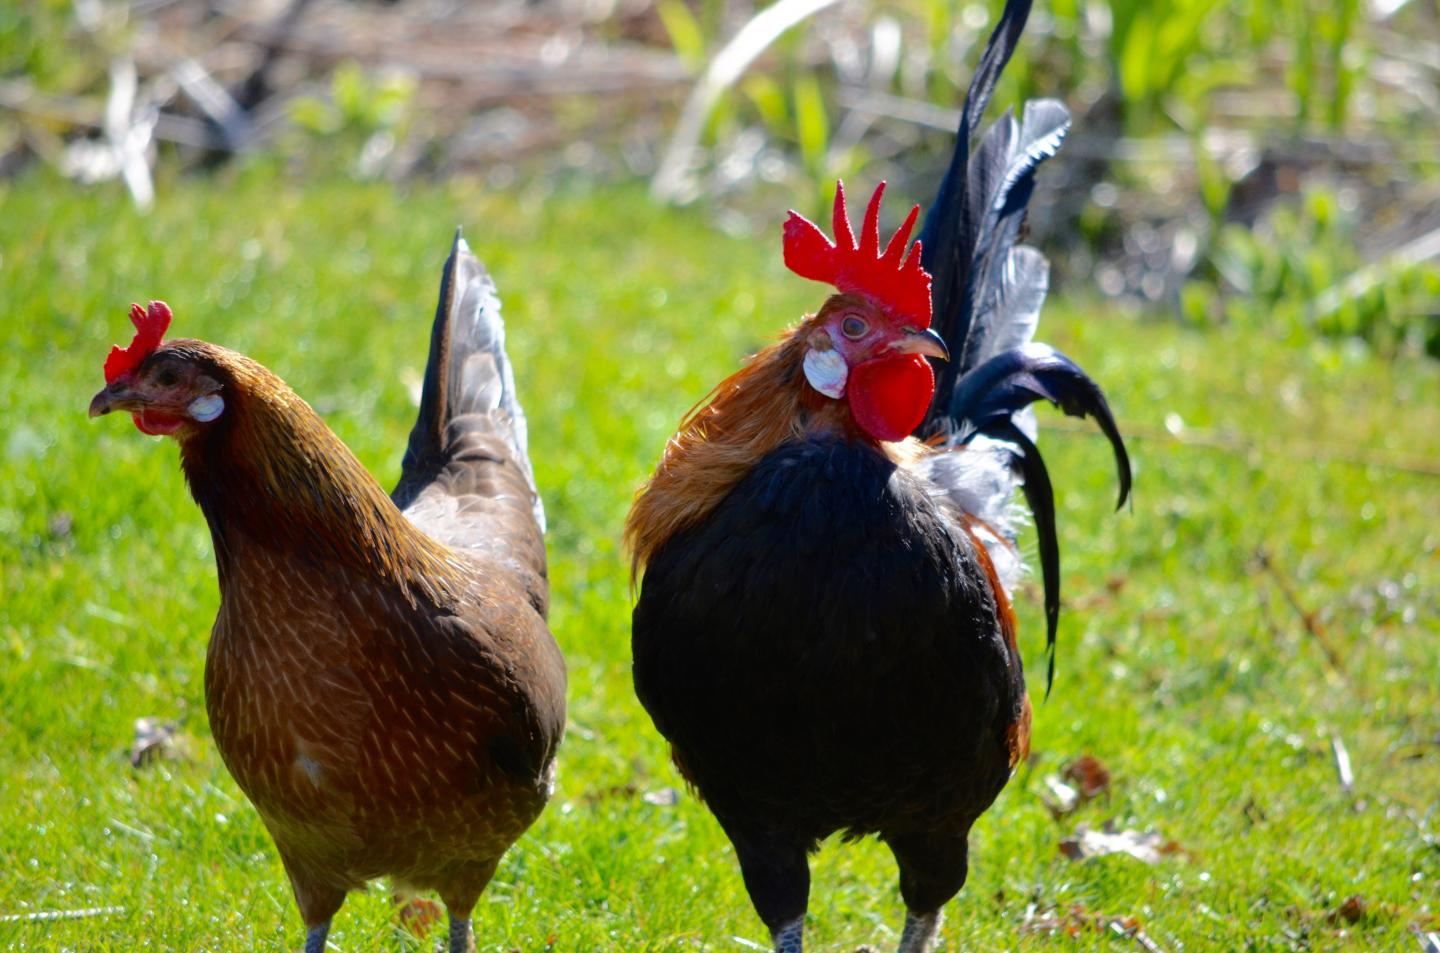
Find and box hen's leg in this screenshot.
[302,922,330,953]
[722,825,811,953]
[282,859,345,953]
[445,915,473,953]
[885,831,969,953]
[438,857,499,953]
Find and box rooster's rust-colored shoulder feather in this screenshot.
[625,332,818,581]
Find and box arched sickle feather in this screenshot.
[953,344,1132,696]
[988,420,1059,695]
[948,343,1131,510]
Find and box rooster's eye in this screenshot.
[840,315,868,339]
[155,368,180,388]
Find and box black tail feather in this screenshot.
[908,0,1131,691]
[974,347,1133,695]
[917,0,1044,405]
[954,100,1070,371]
[990,421,1059,694]
[945,343,1131,512]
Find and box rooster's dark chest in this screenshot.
[632,436,1025,845]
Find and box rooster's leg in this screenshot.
[772,916,804,953]
[884,830,968,953]
[721,825,810,953]
[896,911,941,953]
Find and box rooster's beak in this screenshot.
[892,327,950,362]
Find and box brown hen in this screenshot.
[88,235,565,953]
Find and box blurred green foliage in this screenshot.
[1200,185,1440,358]
[287,61,416,178]
[0,0,98,89]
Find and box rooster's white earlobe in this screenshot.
[803,347,847,399]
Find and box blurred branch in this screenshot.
[1313,226,1440,318]
[172,57,251,152]
[0,81,227,150]
[837,88,1436,168]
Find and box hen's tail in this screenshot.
[912,0,1130,690]
[393,231,546,563]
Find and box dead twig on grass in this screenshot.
[1255,547,1347,675]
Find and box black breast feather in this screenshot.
[632,437,1024,843]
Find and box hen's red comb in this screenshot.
[782,180,932,327]
[104,301,173,384]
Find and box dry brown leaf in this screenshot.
[1332,894,1366,925]
[395,896,443,937]
[579,783,638,805]
[1043,754,1113,817]
[1020,904,1167,951]
[1064,754,1112,798]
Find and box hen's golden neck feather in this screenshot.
[172,343,457,602]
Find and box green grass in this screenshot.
[0,167,1437,952]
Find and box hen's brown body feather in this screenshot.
[206,545,560,918]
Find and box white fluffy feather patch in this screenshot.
[914,435,1029,594]
[188,393,224,422]
[802,347,847,399]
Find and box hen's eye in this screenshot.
[840,315,868,339]
[155,368,180,388]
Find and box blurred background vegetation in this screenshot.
[2,0,1437,359]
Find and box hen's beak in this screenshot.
[892,327,950,362]
[89,383,140,418]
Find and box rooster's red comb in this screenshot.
[782,180,932,327]
[103,301,173,384]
